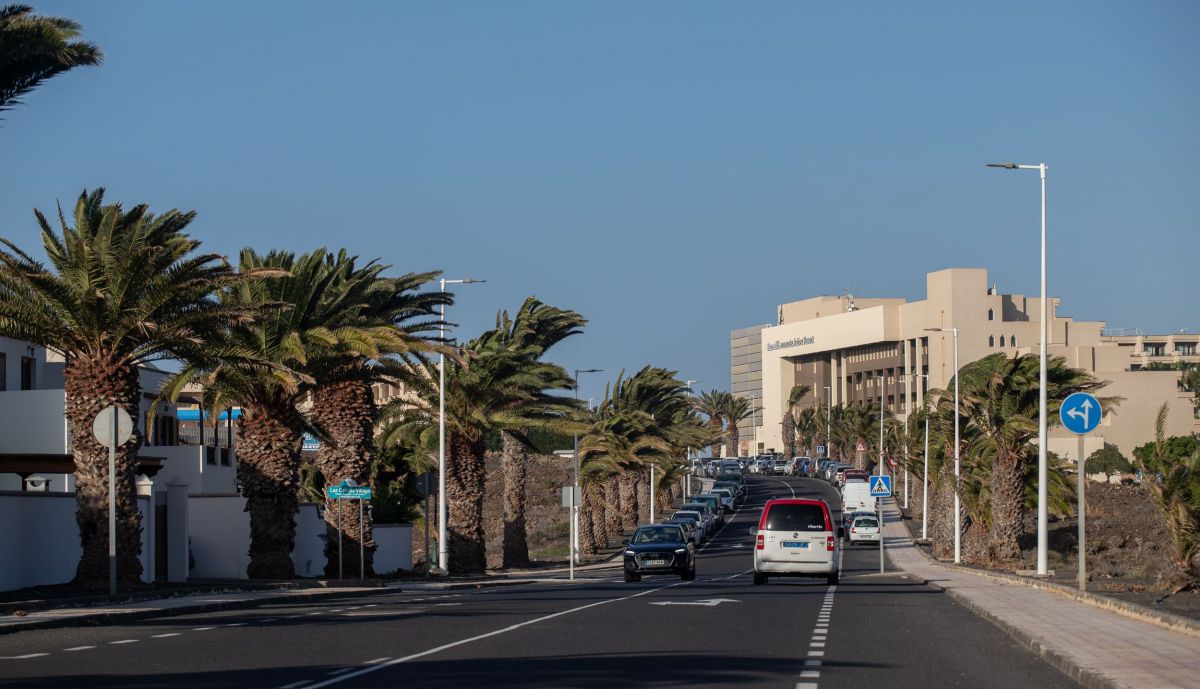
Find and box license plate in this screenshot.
[645,559,666,566]
[781,541,808,549]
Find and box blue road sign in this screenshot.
[869,475,892,498]
[326,480,372,500]
[1059,392,1102,435]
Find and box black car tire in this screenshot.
[753,572,767,585]
[624,571,640,583]
[826,571,839,586]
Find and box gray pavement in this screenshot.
[0,475,1092,688]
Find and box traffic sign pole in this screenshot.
[1078,435,1086,592]
[337,499,343,580]
[108,409,117,596]
[1059,392,1102,592]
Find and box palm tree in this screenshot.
[0,4,101,114]
[379,302,584,574]
[167,249,397,579]
[490,297,585,569]
[0,189,253,587]
[306,258,450,578]
[955,353,1108,562]
[723,395,755,457]
[692,390,729,457]
[1132,404,1199,590]
[794,408,819,457]
[782,384,812,457]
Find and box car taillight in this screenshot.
[851,527,857,534]
[756,534,764,550]
[826,536,835,551]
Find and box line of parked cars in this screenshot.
[623,471,747,582]
[807,459,882,548]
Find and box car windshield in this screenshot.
[853,517,879,528]
[764,503,828,532]
[676,511,701,521]
[681,504,708,514]
[632,526,684,544]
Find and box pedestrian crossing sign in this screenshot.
[869,475,892,497]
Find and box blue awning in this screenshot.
[176,409,242,421]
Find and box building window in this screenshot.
[1011,335,1017,347]
[1000,335,1006,347]
[1177,343,1196,356]
[988,335,995,348]
[1144,343,1166,356]
[988,308,994,321]
[20,356,34,391]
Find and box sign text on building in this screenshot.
[766,335,815,352]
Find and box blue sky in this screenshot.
[2,2,1197,402]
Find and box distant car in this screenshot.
[773,459,793,476]
[679,502,718,534]
[673,510,708,542]
[848,514,881,546]
[665,516,703,546]
[752,498,840,585]
[842,470,869,485]
[713,480,743,504]
[691,494,725,527]
[707,487,735,512]
[624,524,696,582]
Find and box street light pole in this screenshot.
[988,161,1050,575]
[926,327,960,563]
[573,368,602,575]
[873,373,886,574]
[918,373,931,541]
[438,277,484,575]
[684,380,700,498]
[823,385,832,460]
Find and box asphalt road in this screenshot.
[0,475,1082,689]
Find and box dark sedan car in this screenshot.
[623,524,696,582]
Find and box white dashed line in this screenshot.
[224,622,247,627]
[192,626,215,631]
[257,618,278,623]
[325,667,355,676]
[109,639,138,645]
[798,585,836,686]
[364,657,390,665]
[3,652,50,659]
[63,646,96,652]
[152,632,182,638]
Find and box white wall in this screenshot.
[0,389,68,454]
[0,492,79,591]
[188,495,250,579]
[293,504,327,577]
[373,524,413,574]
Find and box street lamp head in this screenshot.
[986,162,1019,169]
[576,368,602,374]
[923,327,943,332]
[461,278,486,284]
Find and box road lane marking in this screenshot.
[325,668,355,676]
[363,657,390,665]
[2,653,50,659]
[301,580,692,688]
[63,646,95,651]
[224,622,247,627]
[192,626,215,631]
[257,618,278,623]
[152,633,181,638]
[109,639,138,644]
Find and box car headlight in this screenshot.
[675,548,687,555]
[624,550,636,557]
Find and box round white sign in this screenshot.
[92,406,134,446]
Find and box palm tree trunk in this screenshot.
[618,471,639,532]
[929,463,955,560]
[237,402,304,579]
[727,425,740,457]
[782,412,796,457]
[603,478,622,542]
[446,431,488,574]
[988,451,1025,562]
[311,379,377,578]
[64,353,144,588]
[636,471,650,523]
[580,482,604,555]
[500,430,531,568]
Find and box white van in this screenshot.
[752,498,840,585]
[841,482,877,514]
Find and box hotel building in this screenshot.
[733,268,1197,461]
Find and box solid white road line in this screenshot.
[363,657,390,665]
[301,580,692,689]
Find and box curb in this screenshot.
[0,578,539,635]
[892,506,1200,640]
[920,577,1131,689]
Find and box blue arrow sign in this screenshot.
[1059,392,1102,435]
[869,475,892,497]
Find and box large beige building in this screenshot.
[730,324,769,455]
[734,268,1197,461]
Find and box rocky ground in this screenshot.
[904,481,1200,621]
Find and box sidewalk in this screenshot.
[881,501,1200,689]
